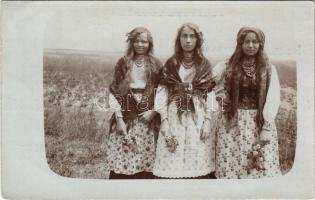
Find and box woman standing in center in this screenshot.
[153,23,216,178]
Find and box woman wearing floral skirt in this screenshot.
[213,27,282,178]
[106,27,162,179]
[153,23,216,178]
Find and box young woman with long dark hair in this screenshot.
[153,23,216,178]
[213,27,282,178]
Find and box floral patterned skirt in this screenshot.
[106,119,156,175]
[215,109,282,179]
[153,100,216,178]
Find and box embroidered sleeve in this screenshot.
[154,85,168,121]
[108,92,123,118]
[205,90,219,120]
[211,61,229,109]
[212,60,228,84]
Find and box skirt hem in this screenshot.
[153,168,214,178]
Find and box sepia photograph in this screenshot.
[1,1,314,199]
[43,2,297,180]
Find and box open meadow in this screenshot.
[44,49,297,178]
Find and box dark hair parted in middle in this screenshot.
[174,22,204,65]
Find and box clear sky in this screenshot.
[44,2,297,60]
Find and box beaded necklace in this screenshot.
[241,59,256,78]
[181,53,194,69]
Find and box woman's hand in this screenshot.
[139,110,156,123]
[122,134,139,153]
[165,135,178,153]
[260,120,273,142]
[200,118,211,142]
[160,119,177,153]
[116,118,127,136]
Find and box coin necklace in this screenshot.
[241,59,256,78]
[134,55,145,68]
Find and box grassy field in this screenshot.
[43,49,297,178]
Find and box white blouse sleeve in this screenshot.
[204,61,228,119]
[108,92,123,118]
[213,61,227,84]
[263,64,281,122]
[213,60,228,98]
[204,91,218,119]
[154,85,168,121]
